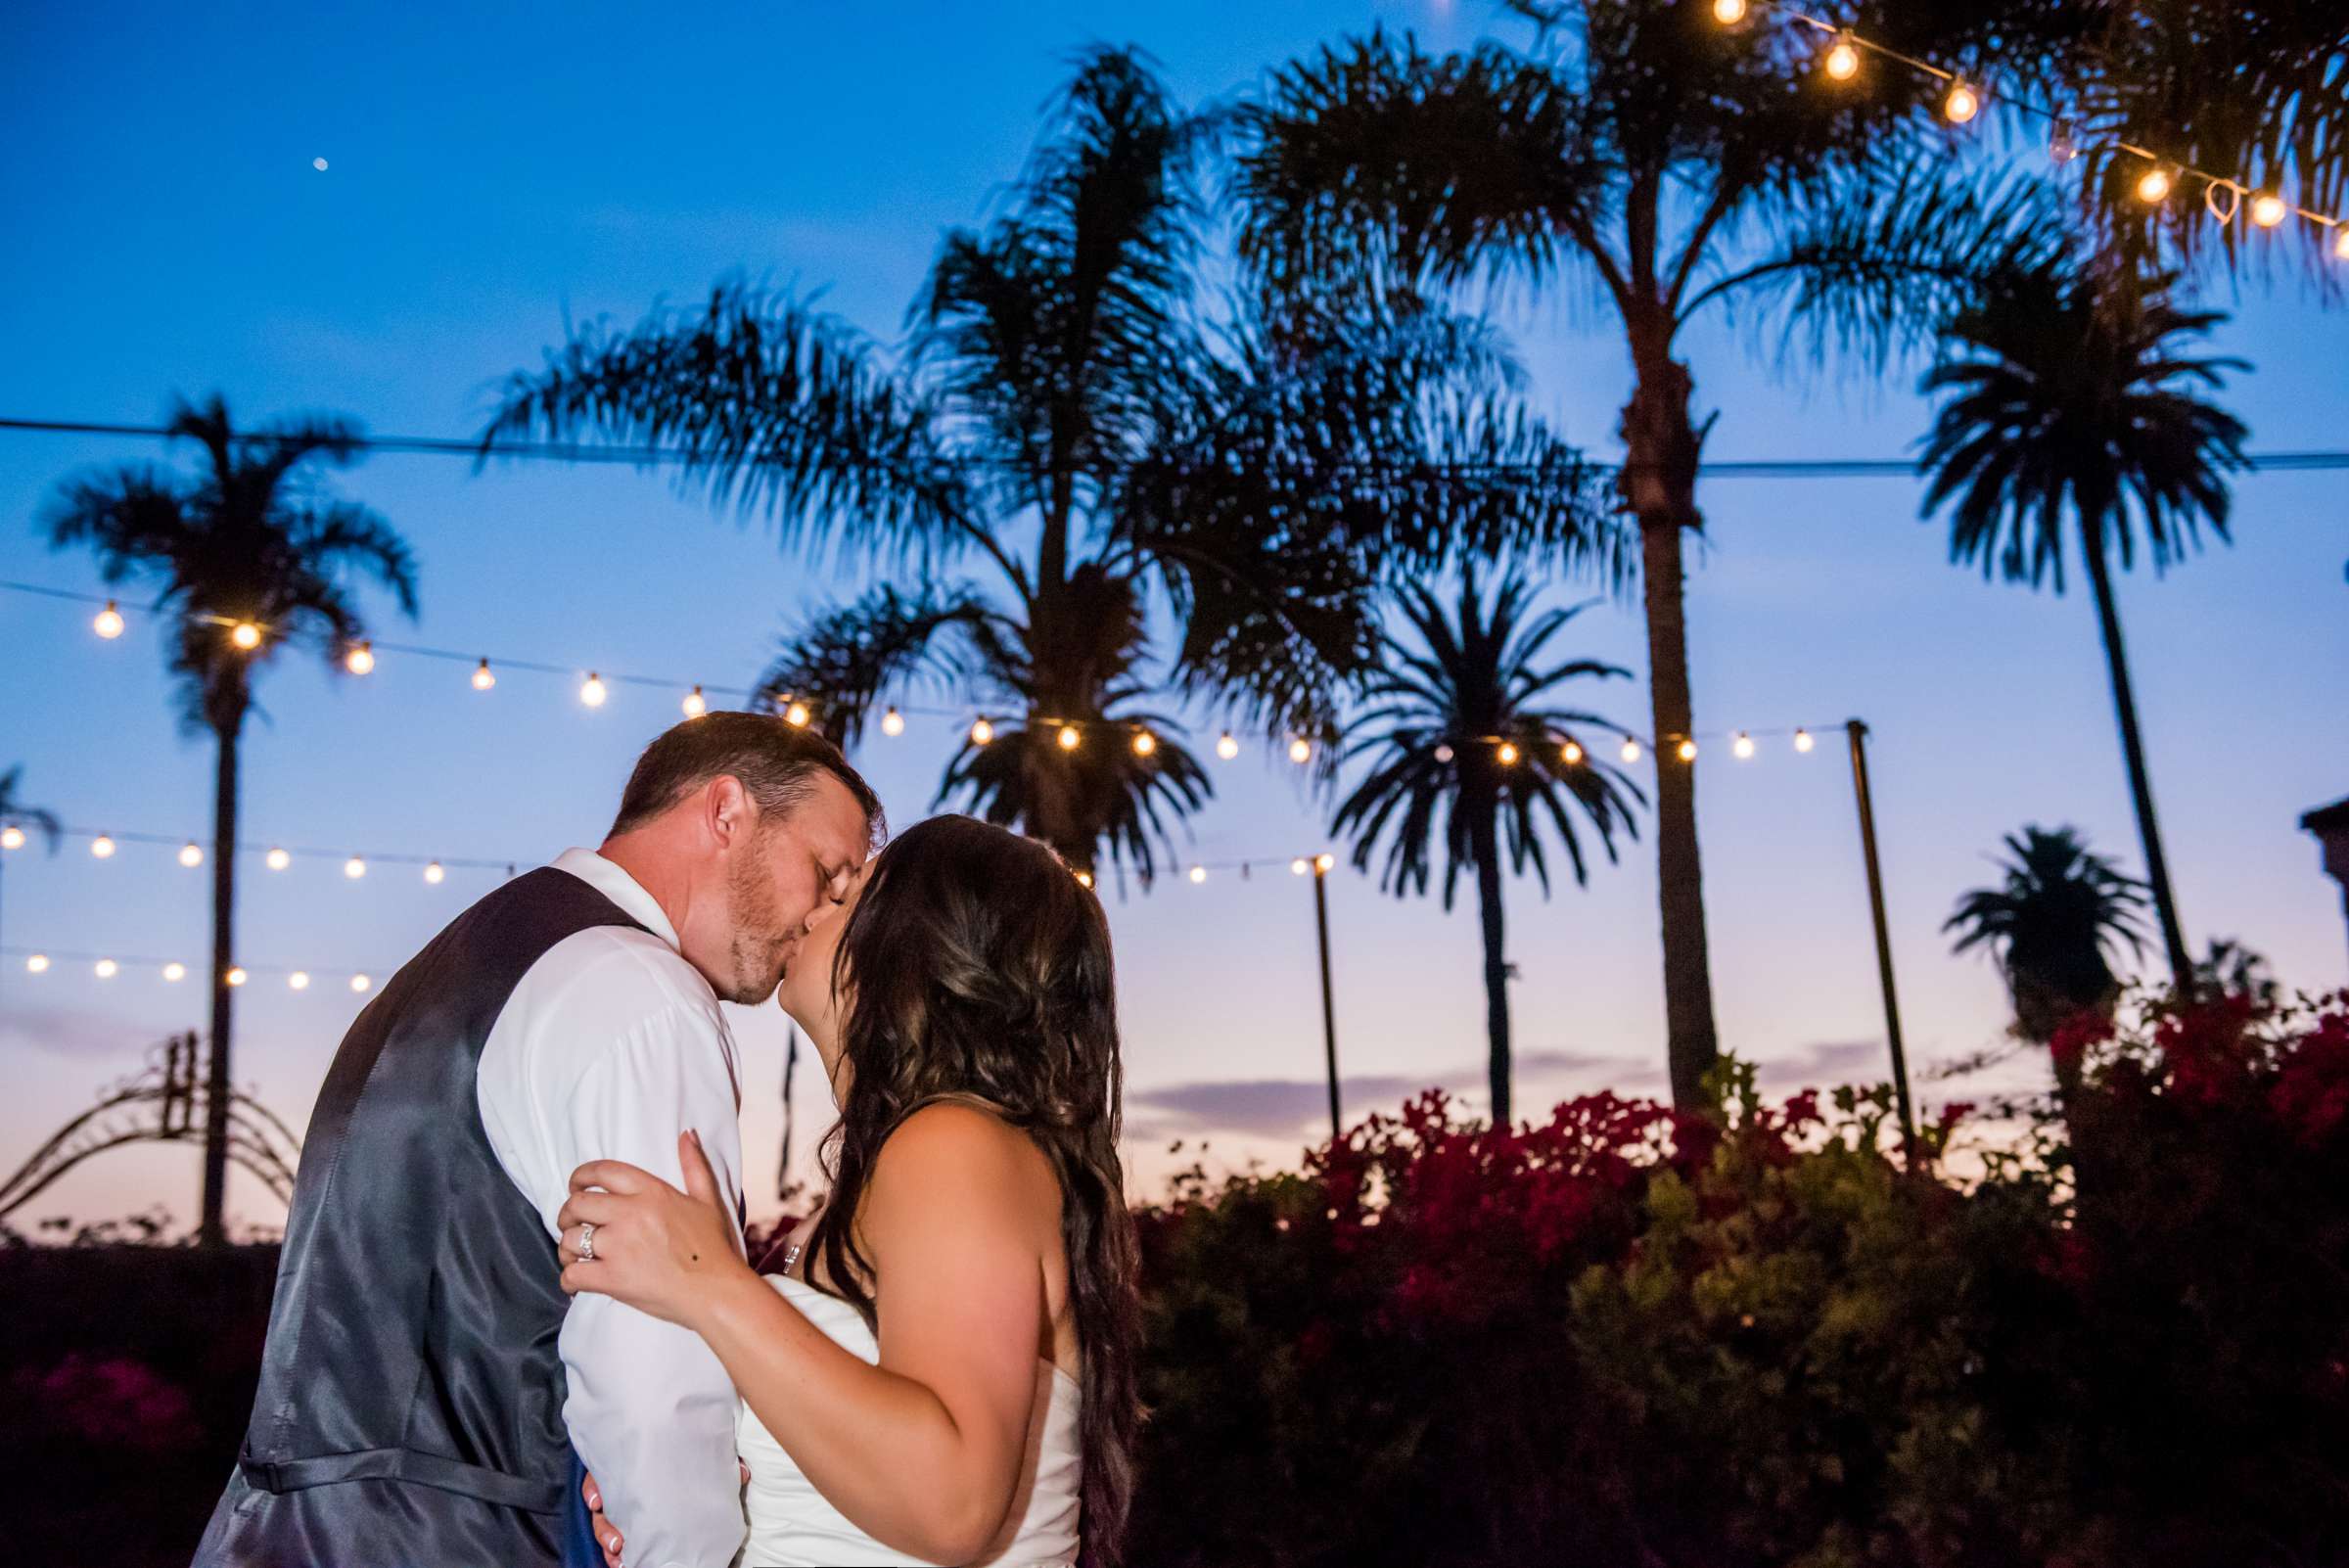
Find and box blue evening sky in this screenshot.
[3,0,2344,1231]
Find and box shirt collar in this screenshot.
[551,847,681,951]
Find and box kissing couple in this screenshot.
[192,712,1140,1567]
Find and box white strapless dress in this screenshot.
[735,1274,1082,1567]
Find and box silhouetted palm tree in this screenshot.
[0,766,64,1003]
[1945,824,2148,1095]
[1331,575,1641,1130]
[1235,0,2070,1107]
[1917,264,2247,991]
[42,396,417,1243]
[489,48,1604,877]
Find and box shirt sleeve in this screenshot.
[554,1009,750,1568]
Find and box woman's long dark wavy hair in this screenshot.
[804,813,1141,1563]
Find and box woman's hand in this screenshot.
[581,1471,623,1568]
[558,1130,748,1330]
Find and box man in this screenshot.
[193,712,881,1568]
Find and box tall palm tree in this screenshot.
[489,48,1607,877]
[1916,263,2247,991]
[42,395,417,1244]
[1331,575,1641,1130]
[1233,0,2072,1107]
[0,766,65,1003]
[1945,825,2149,1084]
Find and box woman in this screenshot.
[555,814,1141,1566]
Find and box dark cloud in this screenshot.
[1754,1039,1895,1088]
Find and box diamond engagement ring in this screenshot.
[577,1222,597,1263]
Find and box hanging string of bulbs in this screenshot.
[1710,0,2349,256]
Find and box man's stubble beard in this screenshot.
[720,845,791,1006]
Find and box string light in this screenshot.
[1497,741,1520,765]
[1288,737,1313,764]
[26,953,49,973]
[90,834,115,859]
[424,861,445,885]
[1561,741,1584,765]
[178,840,204,867]
[1217,732,1240,761]
[1823,34,1859,80]
[970,716,994,746]
[345,641,375,675]
[344,855,367,880]
[784,701,811,728]
[0,826,23,851]
[351,974,372,992]
[2252,192,2289,229]
[1074,870,1094,889]
[1188,864,1208,884]
[579,673,607,709]
[93,601,124,639]
[1291,856,1311,875]
[682,685,708,718]
[12,945,392,991]
[1794,727,1816,754]
[472,659,496,691]
[1057,723,1082,752]
[266,847,292,870]
[288,971,310,992]
[1734,731,1756,760]
[162,962,186,982]
[881,708,905,737]
[227,966,249,987]
[2137,166,2174,204]
[1314,853,1335,873]
[1712,0,1747,22]
[1433,742,1454,763]
[2335,226,2349,259]
[230,622,261,651]
[1677,738,1699,763]
[1620,738,1641,763]
[94,958,117,980]
[1131,729,1157,757]
[1943,80,1979,125]
[2049,117,2078,164]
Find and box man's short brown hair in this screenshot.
[609,711,883,843]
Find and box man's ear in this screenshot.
[706,774,755,852]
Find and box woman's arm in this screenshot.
[560,1109,1057,1565]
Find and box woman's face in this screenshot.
[775,856,870,1091]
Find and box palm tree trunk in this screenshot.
[2080,519,2193,991]
[1468,803,1513,1131]
[200,718,240,1246]
[1619,344,1722,1110]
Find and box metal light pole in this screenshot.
[1312,855,1343,1144]
[1843,719,1917,1162]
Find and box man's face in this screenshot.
[716,772,870,1005]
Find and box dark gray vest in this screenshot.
[193,869,646,1568]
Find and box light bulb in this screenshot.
[1288,737,1313,764]
[1058,723,1082,751]
[1824,38,1859,80]
[1561,741,1584,765]
[1131,729,1157,757]
[1621,738,1642,764]
[970,717,994,746]
[2334,225,2349,259]
[1217,732,1240,761]
[345,855,367,880]
[1943,81,1979,124]
[682,685,708,718]
[26,953,50,974]
[424,861,445,885]
[179,841,205,867]
[881,708,905,737]
[1,825,23,851]
[266,847,292,871]
[1794,727,1816,753]
[2251,192,2288,228]
[93,601,125,639]
[1497,741,1520,765]
[1314,853,1335,873]
[1733,731,1756,760]
[1188,864,1207,884]
[345,641,375,675]
[227,966,249,987]
[289,971,310,992]
[351,974,372,992]
[2136,167,2172,204]
[91,834,116,859]
[1291,857,1311,876]
[94,958,118,980]
[231,622,262,650]
[1433,743,1454,764]
[579,673,607,708]
[1074,870,1094,889]
[784,701,810,728]
[472,659,496,691]
[162,962,187,983]
[1711,0,1746,22]
[2049,117,2078,164]
[1677,738,1699,763]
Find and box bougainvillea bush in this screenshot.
[1128,988,2349,1568]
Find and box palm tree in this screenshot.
[42,395,417,1244]
[1331,574,1642,1130]
[1234,0,2071,1107]
[489,48,1606,877]
[0,766,65,1003]
[1916,264,2246,992]
[1945,824,2148,1096]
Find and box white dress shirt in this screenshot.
[477,848,750,1568]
